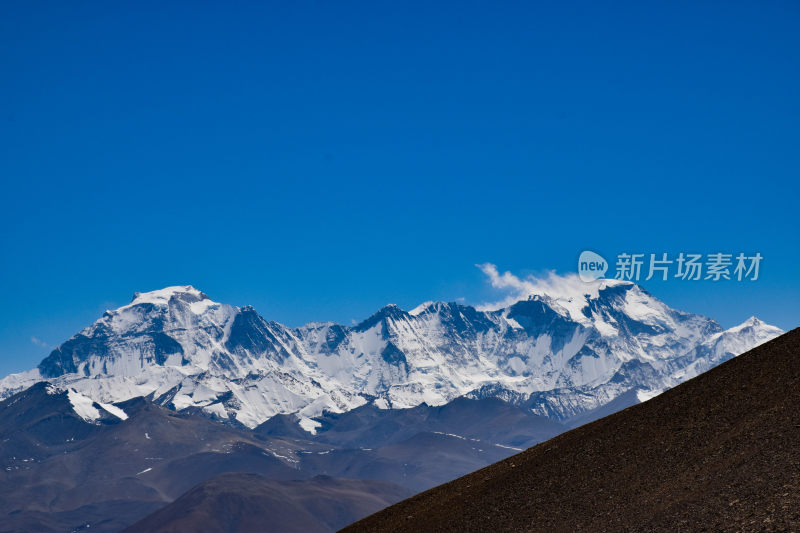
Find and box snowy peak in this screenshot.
[125,285,222,317]
[353,304,409,332]
[727,316,780,334]
[130,285,209,306]
[711,316,783,350]
[37,286,238,379]
[537,277,635,314]
[507,279,671,335]
[409,301,436,316]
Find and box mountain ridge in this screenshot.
[0,280,782,429]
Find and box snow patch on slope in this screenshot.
[298,417,322,435]
[67,388,128,422]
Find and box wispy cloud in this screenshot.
[476,263,604,310]
[30,336,49,348]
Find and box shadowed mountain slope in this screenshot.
[345,328,800,532]
[122,473,410,533]
[0,386,554,532]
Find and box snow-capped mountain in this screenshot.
[509,314,785,422]
[0,281,783,427]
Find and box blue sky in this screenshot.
[1,1,798,376]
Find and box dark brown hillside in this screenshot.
[345,328,800,532]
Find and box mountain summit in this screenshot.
[0,280,782,428]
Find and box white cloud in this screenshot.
[30,336,49,348]
[475,263,626,311]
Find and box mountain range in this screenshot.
[0,279,786,531]
[0,279,782,431]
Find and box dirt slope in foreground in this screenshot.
[345,328,800,532]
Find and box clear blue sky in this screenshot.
[1,1,798,376]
